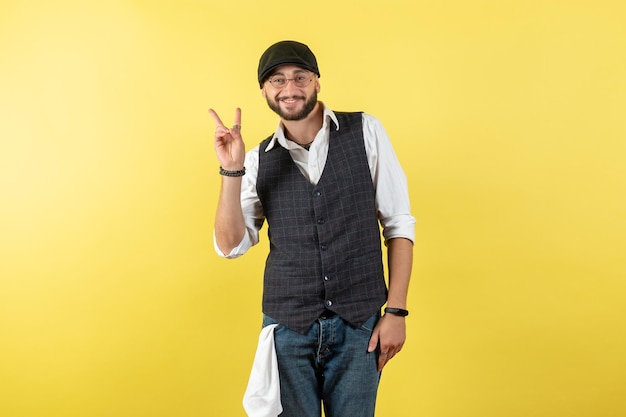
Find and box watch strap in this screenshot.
[384,307,409,317]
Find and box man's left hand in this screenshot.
[367,313,406,371]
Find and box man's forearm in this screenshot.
[386,237,414,309]
[214,177,246,254]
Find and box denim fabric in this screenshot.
[262,312,381,417]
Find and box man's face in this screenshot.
[262,65,320,121]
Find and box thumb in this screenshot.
[368,327,380,353]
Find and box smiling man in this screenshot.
[209,40,415,417]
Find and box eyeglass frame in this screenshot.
[265,70,315,89]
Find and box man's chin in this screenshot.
[281,106,305,118]
[270,105,306,121]
[282,111,309,121]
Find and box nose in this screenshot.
[281,78,299,94]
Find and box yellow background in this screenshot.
[1,0,625,416]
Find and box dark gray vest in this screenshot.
[256,112,387,333]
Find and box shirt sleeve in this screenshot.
[362,114,416,245]
[213,145,265,258]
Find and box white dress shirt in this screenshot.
[215,103,415,258]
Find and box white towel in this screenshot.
[243,324,282,417]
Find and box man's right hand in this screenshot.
[208,107,245,171]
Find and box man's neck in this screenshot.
[281,102,324,147]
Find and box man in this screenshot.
[209,40,415,417]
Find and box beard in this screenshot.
[266,90,318,121]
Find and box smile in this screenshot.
[279,96,305,104]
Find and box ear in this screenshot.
[316,78,321,94]
[261,87,266,98]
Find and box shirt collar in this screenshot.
[264,103,340,152]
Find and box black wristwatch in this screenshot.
[384,307,409,317]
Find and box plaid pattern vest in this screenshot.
[257,112,387,333]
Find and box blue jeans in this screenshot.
[262,312,382,417]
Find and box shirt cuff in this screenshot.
[382,214,416,245]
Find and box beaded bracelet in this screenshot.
[219,166,246,177]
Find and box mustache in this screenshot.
[277,95,306,101]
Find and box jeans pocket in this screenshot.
[358,312,380,333]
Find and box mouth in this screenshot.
[278,96,305,105]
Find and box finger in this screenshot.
[233,107,242,127]
[208,108,225,127]
[214,126,231,138]
[377,352,389,371]
[367,330,380,353]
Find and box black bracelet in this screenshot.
[219,166,246,177]
[384,307,409,317]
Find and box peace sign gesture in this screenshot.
[208,107,245,171]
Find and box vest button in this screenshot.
[320,244,328,251]
[325,300,333,307]
[314,191,322,197]
[317,218,325,225]
[324,275,331,281]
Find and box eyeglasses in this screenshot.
[267,73,314,89]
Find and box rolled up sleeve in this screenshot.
[362,114,416,245]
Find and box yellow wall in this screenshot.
[1,0,625,416]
